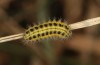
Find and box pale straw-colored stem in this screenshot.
[0,17,100,43]
[0,33,23,43]
[70,17,100,30]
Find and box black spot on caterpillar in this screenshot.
[24,20,72,42]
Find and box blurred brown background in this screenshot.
[0,0,100,65]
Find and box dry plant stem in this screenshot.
[0,17,100,43]
[0,33,23,43]
[70,17,100,30]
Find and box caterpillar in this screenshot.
[23,19,72,42]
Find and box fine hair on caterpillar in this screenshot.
[24,19,72,42]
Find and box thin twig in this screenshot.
[0,17,100,43]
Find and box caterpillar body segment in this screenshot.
[24,20,72,42]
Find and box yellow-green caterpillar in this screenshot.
[24,20,72,42]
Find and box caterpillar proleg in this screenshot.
[23,20,72,42]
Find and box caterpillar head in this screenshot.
[23,19,72,43]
